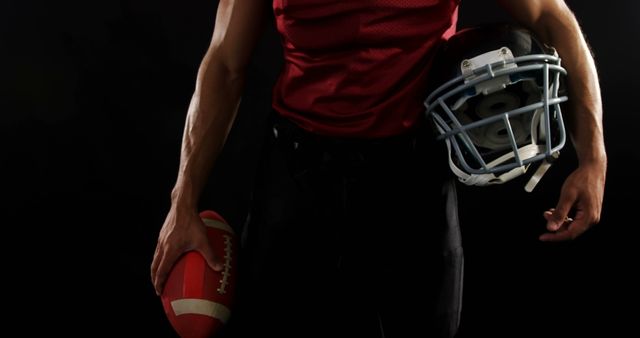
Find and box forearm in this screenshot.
[171,50,245,209]
[533,6,606,165]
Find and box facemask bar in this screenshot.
[424,53,568,176]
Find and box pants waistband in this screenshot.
[269,113,423,154]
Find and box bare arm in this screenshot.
[497,0,607,240]
[174,0,267,208]
[151,0,268,294]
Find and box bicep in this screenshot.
[496,0,572,42]
[208,0,269,74]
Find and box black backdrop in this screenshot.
[3,0,639,336]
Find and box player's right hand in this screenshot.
[151,206,224,295]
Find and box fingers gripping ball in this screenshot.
[161,210,238,338]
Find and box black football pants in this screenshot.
[221,113,463,338]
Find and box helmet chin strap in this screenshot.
[438,108,559,191]
[523,106,559,192]
[524,151,559,192]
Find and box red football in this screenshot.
[161,210,238,338]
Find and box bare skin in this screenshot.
[497,0,607,241]
[150,0,268,295]
[151,0,607,294]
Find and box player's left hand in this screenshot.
[539,161,606,242]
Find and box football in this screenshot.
[161,210,238,338]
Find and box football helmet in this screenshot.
[424,24,568,192]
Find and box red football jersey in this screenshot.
[271,0,459,138]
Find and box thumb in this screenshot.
[198,242,224,272]
[547,193,575,231]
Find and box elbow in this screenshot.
[198,48,248,88]
[217,59,247,88]
[220,58,247,85]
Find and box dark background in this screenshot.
[3,0,638,336]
